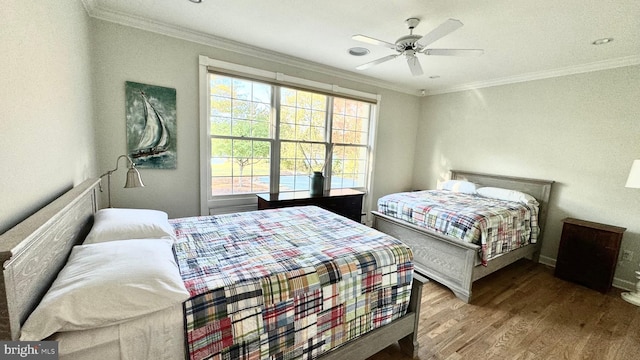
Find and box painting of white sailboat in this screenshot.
[125,81,176,169]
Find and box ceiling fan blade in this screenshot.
[415,18,464,48]
[356,54,399,70]
[407,56,423,76]
[423,49,484,56]
[352,34,396,50]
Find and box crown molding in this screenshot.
[82,1,640,98]
[427,55,640,96]
[81,0,415,96]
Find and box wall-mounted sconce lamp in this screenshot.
[99,155,145,208]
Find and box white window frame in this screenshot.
[198,55,381,215]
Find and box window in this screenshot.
[330,98,370,190]
[209,76,272,195]
[278,87,329,192]
[199,57,378,214]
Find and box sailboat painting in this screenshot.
[125,81,176,169]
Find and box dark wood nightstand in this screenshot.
[554,217,626,293]
[256,189,365,223]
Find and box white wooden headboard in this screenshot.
[0,179,100,340]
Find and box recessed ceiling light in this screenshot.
[348,47,370,56]
[189,0,202,3]
[592,38,614,45]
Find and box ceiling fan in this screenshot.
[352,18,484,76]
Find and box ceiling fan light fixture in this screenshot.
[592,37,613,45]
[348,47,370,56]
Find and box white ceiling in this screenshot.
[84,0,640,95]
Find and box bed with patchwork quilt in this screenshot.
[377,190,539,266]
[372,170,554,304]
[6,181,423,360]
[171,205,421,360]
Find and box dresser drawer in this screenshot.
[257,190,365,223]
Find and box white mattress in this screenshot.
[50,304,185,360]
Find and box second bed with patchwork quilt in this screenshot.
[377,190,539,265]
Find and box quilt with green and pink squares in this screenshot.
[171,206,413,360]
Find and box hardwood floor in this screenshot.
[368,259,640,360]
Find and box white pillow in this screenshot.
[439,180,478,194]
[20,239,189,341]
[84,208,175,244]
[477,187,539,205]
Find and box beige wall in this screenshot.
[0,0,96,234]
[414,65,640,288]
[90,19,420,219]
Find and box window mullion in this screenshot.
[270,85,281,194]
[324,97,334,192]
[211,135,266,142]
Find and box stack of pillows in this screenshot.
[20,208,189,341]
[439,179,539,205]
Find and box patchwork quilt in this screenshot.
[377,190,539,265]
[171,206,413,360]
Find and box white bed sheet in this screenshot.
[50,303,185,360]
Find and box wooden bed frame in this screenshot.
[372,170,554,303]
[0,178,425,359]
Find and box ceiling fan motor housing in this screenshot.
[395,34,422,52]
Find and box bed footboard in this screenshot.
[373,211,542,303]
[320,273,426,359]
[372,211,476,302]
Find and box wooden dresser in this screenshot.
[554,217,626,293]
[256,189,365,223]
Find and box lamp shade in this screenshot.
[625,160,640,188]
[124,166,145,188]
